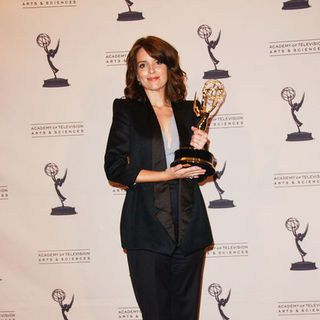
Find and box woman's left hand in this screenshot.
[190,126,208,150]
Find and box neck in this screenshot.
[145,89,169,108]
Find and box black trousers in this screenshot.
[127,247,205,320]
[126,180,206,319]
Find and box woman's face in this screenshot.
[136,48,168,96]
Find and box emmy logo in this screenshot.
[209,161,235,209]
[281,87,313,141]
[117,0,144,21]
[198,24,230,79]
[44,163,77,215]
[171,79,226,176]
[282,0,310,10]
[36,33,70,87]
[285,218,317,270]
[52,289,74,320]
[208,283,231,320]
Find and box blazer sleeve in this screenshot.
[104,99,140,188]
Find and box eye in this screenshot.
[138,63,145,69]
[156,60,163,65]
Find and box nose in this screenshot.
[149,64,155,73]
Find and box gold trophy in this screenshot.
[171,79,226,176]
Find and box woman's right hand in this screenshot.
[164,164,206,180]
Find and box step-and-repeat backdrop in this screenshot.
[1,1,319,319]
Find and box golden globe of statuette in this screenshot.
[171,79,226,177]
[194,79,226,131]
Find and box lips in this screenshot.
[147,77,160,81]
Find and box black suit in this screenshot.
[104,98,213,255]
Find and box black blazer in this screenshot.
[104,98,213,255]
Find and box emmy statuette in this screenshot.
[281,87,313,141]
[208,161,235,208]
[285,218,317,271]
[198,24,230,79]
[45,163,77,215]
[36,33,70,87]
[171,79,226,177]
[208,283,231,320]
[52,289,74,320]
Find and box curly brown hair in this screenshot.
[124,36,187,102]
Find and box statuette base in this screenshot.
[203,69,230,79]
[286,131,313,141]
[117,11,144,21]
[290,261,317,270]
[282,1,310,10]
[208,199,235,209]
[43,78,70,87]
[51,206,77,215]
[171,148,216,177]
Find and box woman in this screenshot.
[104,36,213,320]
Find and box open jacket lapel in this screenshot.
[172,102,194,242]
[147,99,194,244]
[145,99,176,241]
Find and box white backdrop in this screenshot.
[1,1,319,319]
